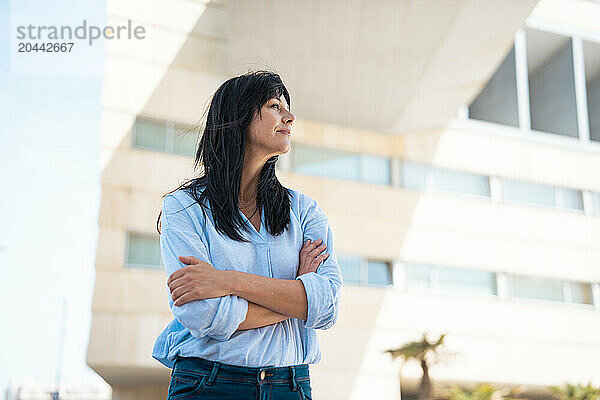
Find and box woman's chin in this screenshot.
[277,141,291,155]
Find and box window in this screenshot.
[469,46,519,127]
[584,40,600,142]
[407,263,497,296]
[126,232,162,269]
[501,179,583,211]
[555,188,584,211]
[173,123,199,156]
[437,265,497,295]
[293,145,360,180]
[569,281,593,305]
[464,28,600,145]
[512,275,563,302]
[337,254,362,285]
[367,260,393,286]
[361,154,391,185]
[337,254,392,287]
[292,145,390,185]
[401,161,490,198]
[511,275,593,305]
[134,118,167,151]
[502,179,556,208]
[133,117,198,156]
[401,161,428,191]
[429,168,490,197]
[592,192,600,216]
[407,263,431,288]
[527,30,578,138]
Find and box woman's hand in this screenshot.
[296,238,329,278]
[168,256,230,306]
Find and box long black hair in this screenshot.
[156,70,292,242]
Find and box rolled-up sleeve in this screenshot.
[160,195,248,341]
[295,196,343,330]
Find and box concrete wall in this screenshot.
[88,117,600,399]
[88,0,600,399]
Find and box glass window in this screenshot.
[430,168,490,198]
[592,192,600,216]
[511,275,564,302]
[407,263,431,288]
[292,145,391,185]
[367,260,392,286]
[437,266,497,295]
[527,30,578,138]
[337,254,361,285]
[555,188,584,211]
[126,232,162,269]
[569,281,593,305]
[584,40,600,142]
[338,254,393,287]
[469,46,519,127]
[401,161,427,191]
[293,145,360,181]
[502,179,556,208]
[173,124,198,156]
[402,162,490,198]
[361,154,391,185]
[134,119,166,151]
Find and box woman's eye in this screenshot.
[271,104,280,110]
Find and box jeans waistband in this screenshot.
[172,356,310,385]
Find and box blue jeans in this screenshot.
[168,356,313,400]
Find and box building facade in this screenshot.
[87,0,600,399]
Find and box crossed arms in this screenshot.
[160,194,343,341]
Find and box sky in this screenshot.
[0,0,110,396]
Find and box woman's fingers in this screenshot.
[308,242,327,258]
[303,238,323,253]
[171,284,192,300]
[178,255,201,265]
[173,291,195,307]
[313,253,330,267]
[297,238,328,278]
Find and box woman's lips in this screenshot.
[277,130,291,136]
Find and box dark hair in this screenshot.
[156,70,292,242]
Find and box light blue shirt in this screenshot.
[152,187,343,368]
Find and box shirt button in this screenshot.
[260,371,266,380]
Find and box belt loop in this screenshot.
[207,361,220,386]
[289,366,297,391]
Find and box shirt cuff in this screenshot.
[296,272,323,329]
[209,295,249,341]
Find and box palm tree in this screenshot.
[550,383,600,400]
[384,333,449,400]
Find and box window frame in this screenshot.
[124,230,163,270]
[509,273,595,308]
[405,262,499,298]
[338,253,393,288]
[132,116,197,156]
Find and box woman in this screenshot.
[152,71,343,399]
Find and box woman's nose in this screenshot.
[283,111,295,124]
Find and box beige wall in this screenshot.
[88,119,600,399]
[88,0,600,399]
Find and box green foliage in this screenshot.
[443,383,527,400]
[447,384,497,400]
[550,383,600,400]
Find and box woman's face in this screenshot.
[245,94,295,158]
